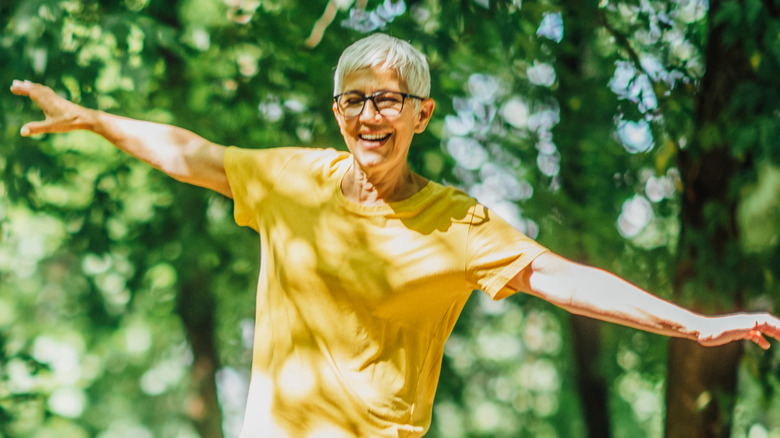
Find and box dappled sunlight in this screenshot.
[0,206,66,278]
[444,111,476,136]
[446,137,488,170]
[475,329,523,361]
[342,0,407,33]
[500,97,530,129]
[527,61,556,88]
[140,357,187,396]
[467,74,500,103]
[440,301,565,436]
[609,62,658,114]
[616,371,664,434]
[537,12,564,43]
[439,68,555,238]
[617,195,654,238]
[535,147,561,178]
[617,119,655,154]
[528,99,561,133]
[226,146,531,434]
[644,172,677,203]
[47,386,88,418]
[277,356,318,401]
[4,0,780,437]
[32,335,84,386]
[737,164,780,253]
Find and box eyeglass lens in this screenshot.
[338,92,406,118]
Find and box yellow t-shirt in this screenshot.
[224,146,548,438]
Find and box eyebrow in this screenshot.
[342,89,404,95]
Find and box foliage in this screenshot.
[1,0,779,437]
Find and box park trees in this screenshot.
[1,0,779,437]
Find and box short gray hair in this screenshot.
[333,33,431,98]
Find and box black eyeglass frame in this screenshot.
[333,91,426,119]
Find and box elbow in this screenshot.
[158,139,206,180]
[156,153,190,181]
[524,253,583,309]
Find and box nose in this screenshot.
[358,97,382,120]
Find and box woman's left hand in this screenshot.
[697,313,780,349]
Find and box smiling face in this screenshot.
[333,67,434,177]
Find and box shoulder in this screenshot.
[415,182,526,231]
[225,146,350,176]
[225,145,346,162]
[397,181,477,227]
[282,147,351,183]
[419,181,477,209]
[291,147,351,174]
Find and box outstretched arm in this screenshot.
[508,252,780,349]
[11,80,232,198]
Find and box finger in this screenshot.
[756,326,780,342]
[754,318,780,341]
[12,81,58,108]
[10,79,34,96]
[20,120,51,137]
[749,330,770,350]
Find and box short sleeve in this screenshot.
[224,146,297,231]
[465,204,548,300]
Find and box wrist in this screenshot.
[83,108,103,133]
[686,313,712,343]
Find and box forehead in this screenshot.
[341,67,408,94]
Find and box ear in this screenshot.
[414,98,435,134]
[333,101,347,135]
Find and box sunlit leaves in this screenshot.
[537,11,563,43]
[3,0,780,437]
[438,297,569,437]
[500,96,530,129]
[341,0,406,32]
[617,194,653,238]
[527,61,556,87]
[617,119,654,153]
[737,164,780,253]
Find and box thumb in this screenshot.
[20,120,51,137]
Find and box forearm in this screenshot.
[555,264,704,340]
[515,253,780,349]
[521,254,706,341]
[91,110,225,188]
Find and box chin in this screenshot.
[355,154,388,170]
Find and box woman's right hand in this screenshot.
[10,80,95,136]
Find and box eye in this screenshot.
[376,93,402,104]
[340,93,365,106]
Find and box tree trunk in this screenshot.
[570,315,612,438]
[665,1,753,436]
[178,271,225,438]
[554,0,618,434]
[555,0,616,434]
[152,3,227,432]
[665,339,742,438]
[174,189,225,438]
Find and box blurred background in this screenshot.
[2,0,780,437]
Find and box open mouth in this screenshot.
[359,133,391,142]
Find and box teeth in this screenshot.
[360,133,390,141]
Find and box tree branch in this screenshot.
[598,9,653,79]
[305,0,367,48]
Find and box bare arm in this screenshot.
[508,252,780,349]
[11,80,232,198]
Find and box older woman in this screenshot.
[12,33,780,438]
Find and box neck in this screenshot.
[341,159,427,206]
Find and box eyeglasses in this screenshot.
[334,91,425,119]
